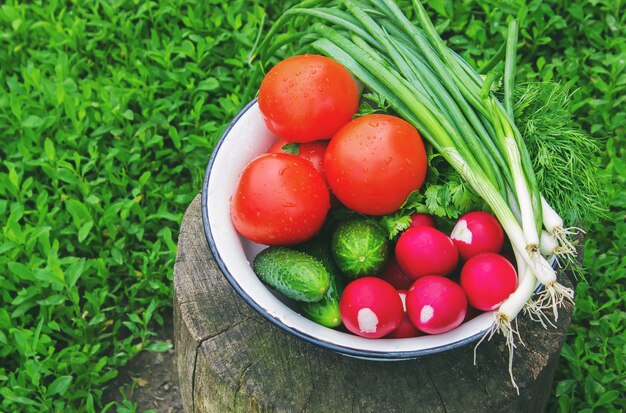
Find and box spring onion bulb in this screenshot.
[541,196,585,255]
[540,230,560,257]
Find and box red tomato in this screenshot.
[258,55,360,143]
[230,153,330,246]
[324,114,427,215]
[268,138,328,178]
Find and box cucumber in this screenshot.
[253,247,330,302]
[296,236,343,327]
[331,218,389,278]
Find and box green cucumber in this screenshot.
[331,218,389,278]
[296,236,343,327]
[253,247,330,302]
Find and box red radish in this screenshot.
[460,252,518,311]
[450,211,505,261]
[379,255,414,290]
[387,291,422,338]
[408,213,435,229]
[406,275,467,335]
[339,277,404,339]
[395,226,459,280]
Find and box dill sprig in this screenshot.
[514,82,610,228]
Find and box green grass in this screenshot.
[0,0,623,411]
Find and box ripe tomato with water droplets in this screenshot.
[230,153,330,246]
[258,55,360,143]
[324,114,427,215]
[268,138,328,183]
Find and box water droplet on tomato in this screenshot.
[283,202,296,208]
[385,157,393,165]
[311,69,317,74]
[368,121,379,127]
[296,70,302,75]
[282,76,288,81]
[278,166,288,176]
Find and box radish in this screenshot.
[387,291,422,338]
[339,277,403,339]
[450,211,505,261]
[460,253,518,311]
[379,255,414,290]
[408,213,435,229]
[406,275,467,335]
[395,226,459,280]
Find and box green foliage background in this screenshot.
[0,0,623,411]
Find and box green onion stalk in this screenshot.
[251,0,581,391]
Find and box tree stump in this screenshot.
[174,194,574,413]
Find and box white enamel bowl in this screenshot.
[201,99,495,359]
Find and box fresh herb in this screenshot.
[514,82,609,227]
[356,92,392,116]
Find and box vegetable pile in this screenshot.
[229,0,607,392]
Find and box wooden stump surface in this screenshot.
[174,194,574,413]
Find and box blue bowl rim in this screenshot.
[201,97,489,360]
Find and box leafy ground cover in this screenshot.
[0,0,623,411]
